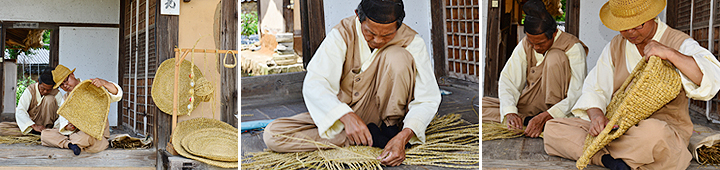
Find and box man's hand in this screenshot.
[587,108,608,136]
[339,112,372,146]
[378,128,413,166]
[504,113,523,130]
[64,123,77,131]
[30,124,45,132]
[524,111,553,137]
[90,78,119,95]
[643,40,676,61]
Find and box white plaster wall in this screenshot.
[323,0,433,63]
[0,0,118,24]
[579,2,666,72]
[3,62,16,114]
[260,0,286,33]
[59,27,119,126]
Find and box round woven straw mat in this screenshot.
[577,56,682,169]
[151,58,204,116]
[172,118,238,168]
[57,80,111,140]
[181,127,238,162]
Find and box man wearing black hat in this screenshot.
[262,0,441,166]
[482,0,588,138]
[0,68,63,136]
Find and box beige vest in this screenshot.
[28,83,60,128]
[608,28,693,142]
[517,31,588,114]
[332,16,418,124]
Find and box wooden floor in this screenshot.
[0,143,155,169]
[482,105,720,170]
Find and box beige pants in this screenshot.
[263,45,416,152]
[482,49,571,123]
[543,118,692,170]
[40,124,110,153]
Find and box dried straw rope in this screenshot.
[241,114,479,169]
[0,134,41,145]
[576,56,682,170]
[698,143,720,165]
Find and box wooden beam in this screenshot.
[484,0,501,98]
[118,0,126,130]
[50,29,59,67]
[430,0,447,81]
[0,23,5,114]
[283,0,294,33]
[220,0,238,127]
[666,0,678,28]
[300,0,325,68]
[154,0,179,168]
[565,0,580,37]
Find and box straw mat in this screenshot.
[172,118,238,168]
[181,127,238,162]
[242,113,479,169]
[151,58,205,116]
[57,80,111,140]
[576,56,682,169]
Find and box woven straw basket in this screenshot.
[57,80,111,140]
[576,56,682,169]
[151,58,205,116]
[181,127,238,162]
[172,118,238,168]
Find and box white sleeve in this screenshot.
[571,43,615,121]
[106,81,123,102]
[402,35,441,144]
[546,43,586,118]
[676,38,720,100]
[302,29,354,139]
[15,86,35,135]
[498,39,528,122]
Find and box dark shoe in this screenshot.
[601,154,630,170]
[68,143,81,155]
[367,123,390,148]
[30,130,41,135]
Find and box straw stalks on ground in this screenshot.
[241,114,479,169]
[482,122,524,141]
[698,143,720,165]
[0,134,41,145]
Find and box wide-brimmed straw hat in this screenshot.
[599,0,666,31]
[57,80,111,140]
[151,58,213,116]
[172,118,238,168]
[51,65,76,89]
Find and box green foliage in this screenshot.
[16,76,36,106]
[42,30,51,49]
[241,12,259,36]
[555,0,566,22]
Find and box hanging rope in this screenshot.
[223,50,237,68]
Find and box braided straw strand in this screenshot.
[576,56,682,169]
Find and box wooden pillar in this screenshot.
[666,0,678,28]
[118,0,127,132]
[0,23,5,114]
[430,0,447,81]
[565,0,580,37]
[300,0,325,68]
[283,0,294,33]
[50,29,59,67]
[220,0,238,127]
[155,0,179,168]
[484,0,502,97]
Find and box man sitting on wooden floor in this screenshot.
[0,68,63,136]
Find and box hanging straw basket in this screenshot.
[57,80,111,140]
[576,56,682,169]
[151,58,205,116]
[172,118,238,168]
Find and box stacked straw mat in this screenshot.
[576,56,682,169]
[242,113,479,169]
[172,118,238,168]
[57,80,111,140]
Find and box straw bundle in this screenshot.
[698,143,720,165]
[482,122,524,141]
[576,56,682,170]
[0,134,41,145]
[110,134,153,149]
[242,113,479,169]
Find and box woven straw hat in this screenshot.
[57,80,111,140]
[599,0,666,31]
[172,118,238,168]
[151,58,208,115]
[51,65,76,89]
[576,56,682,169]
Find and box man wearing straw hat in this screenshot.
[262,0,441,166]
[482,0,588,138]
[543,0,720,169]
[40,65,123,155]
[0,68,63,136]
